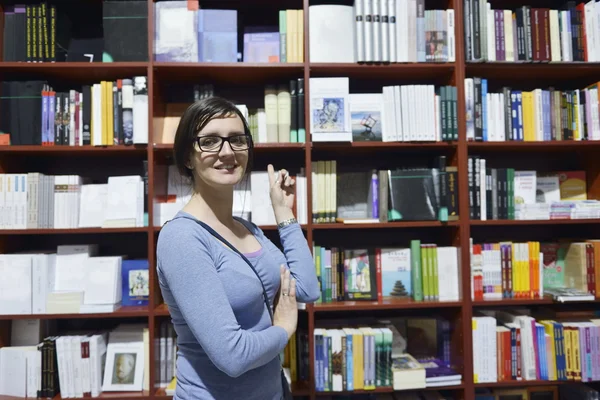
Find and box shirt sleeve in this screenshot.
[277,222,321,303]
[156,220,289,378]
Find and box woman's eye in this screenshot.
[201,138,218,146]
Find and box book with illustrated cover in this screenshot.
[343,249,377,301]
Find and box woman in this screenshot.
[156,96,320,400]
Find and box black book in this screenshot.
[388,168,440,221]
[289,79,297,141]
[102,1,148,61]
[297,78,305,142]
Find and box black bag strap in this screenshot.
[164,216,274,322]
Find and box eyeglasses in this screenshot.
[195,134,252,152]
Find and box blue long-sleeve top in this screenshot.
[156,211,320,400]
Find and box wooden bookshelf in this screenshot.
[1,0,600,399]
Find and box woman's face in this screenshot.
[189,114,249,189]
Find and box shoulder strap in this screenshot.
[164,216,274,323]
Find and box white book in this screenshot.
[396,0,408,62]
[250,172,276,226]
[309,77,351,142]
[549,10,561,61]
[447,9,455,62]
[355,0,365,62]
[308,5,356,63]
[373,0,382,62]
[437,247,459,301]
[84,256,123,305]
[0,255,33,315]
[102,175,143,228]
[364,0,373,61]
[349,93,385,142]
[388,0,397,62]
[0,346,38,397]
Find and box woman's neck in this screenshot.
[184,184,235,228]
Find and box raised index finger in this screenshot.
[267,164,276,187]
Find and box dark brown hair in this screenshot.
[173,96,254,182]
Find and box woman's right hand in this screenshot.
[273,265,298,340]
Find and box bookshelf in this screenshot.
[1,0,600,399]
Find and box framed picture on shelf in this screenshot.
[102,342,145,392]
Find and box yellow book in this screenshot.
[296,9,304,62]
[353,329,364,390]
[101,81,107,145]
[286,10,296,63]
[521,92,532,141]
[564,324,572,380]
[107,81,114,145]
[572,325,581,381]
[573,90,580,140]
[431,246,439,300]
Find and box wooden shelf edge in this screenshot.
[309,62,455,69]
[153,62,304,69]
[0,61,150,68]
[311,141,457,149]
[466,61,600,67]
[0,306,151,320]
[475,380,568,388]
[470,218,600,226]
[468,141,600,148]
[312,221,459,229]
[473,297,600,306]
[315,383,464,396]
[0,227,150,235]
[0,145,147,153]
[313,300,462,312]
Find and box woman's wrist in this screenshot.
[273,207,295,225]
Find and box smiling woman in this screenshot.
[156,97,320,400]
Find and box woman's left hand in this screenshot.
[268,164,295,212]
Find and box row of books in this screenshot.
[0,323,148,398]
[477,385,600,399]
[314,326,394,392]
[2,1,147,63]
[0,173,146,230]
[468,161,600,220]
[471,239,600,302]
[465,78,600,142]
[308,3,455,64]
[156,80,307,145]
[310,157,457,224]
[350,85,458,143]
[312,243,460,304]
[314,317,456,392]
[1,77,149,147]
[468,160,594,221]
[473,310,600,384]
[465,1,600,63]
[308,78,458,143]
[244,80,306,144]
[0,244,149,316]
[153,3,304,64]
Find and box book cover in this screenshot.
[121,259,149,306]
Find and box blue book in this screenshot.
[121,259,149,306]
[198,9,238,62]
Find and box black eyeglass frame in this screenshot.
[194,134,253,153]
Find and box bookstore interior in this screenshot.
[1,0,600,399]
